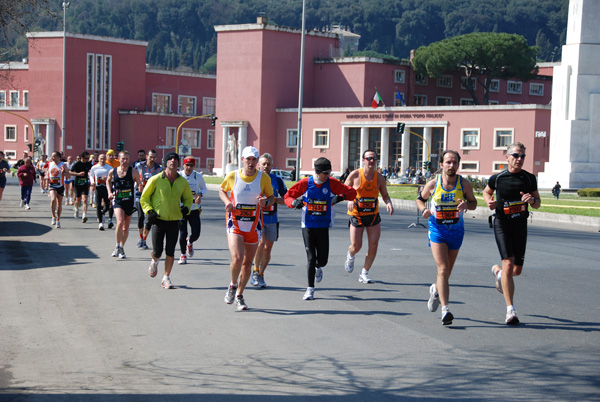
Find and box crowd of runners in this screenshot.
[0,142,539,325]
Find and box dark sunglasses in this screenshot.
[364,157,376,161]
[509,153,526,159]
[321,170,332,175]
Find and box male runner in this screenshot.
[136,149,162,249]
[284,157,356,301]
[344,150,394,284]
[483,142,540,325]
[141,152,193,289]
[416,150,478,325]
[47,151,69,228]
[36,154,49,193]
[64,155,75,205]
[89,153,114,230]
[134,149,146,169]
[177,157,207,265]
[251,153,287,288]
[219,146,274,310]
[69,151,93,223]
[108,151,142,259]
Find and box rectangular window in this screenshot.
[394,92,405,106]
[152,94,171,113]
[287,129,299,147]
[4,150,16,160]
[414,73,428,86]
[24,124,29,142]
[493,161,508,172]
[313,129,329,148]
[166,127,176,147]
[95,54,103,151]
[436,75,453,88]
[394,70,405,84]
[494,129,514,149]
[529,83,544,96]
[206,158,214,172]
[488,100,500,105]
[5,125,17,141]
[461,129,480,149]
[178,95,196,115]
[86,53,94,149]
[23,91,29,108]
[206,129,215,149]
[436,97,452,106]
[414,95,427,106]
[9,91,19,107]
[460,98,475,105]
[488,79,500,93]
[286,158,297,169]
[202,97,216,115]
[183,128,201,148]
[507,81,522,94]
[103,55,112,150]
[0,91,5,107]
[460,161,479,172]
[461,77,476,90]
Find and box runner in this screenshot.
[141,152,193,289]
[64,155,75,205]
[416,150,477,325]
[0,150,11,204]
[36,154,48,194]
[284,157,356,301]
[134,149,146,169]
[17,157,36,209]
[251,153,287,288]
[344,150,394,284]
[107,151,142,259]
[483,142,541,325]
[219,146,274,310]
[136,149,162,249]
[89,153,114,230]
[177,157,207,265]
[69,151,93,223]
[47,151,69,228]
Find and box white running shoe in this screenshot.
[250,270,259,286]
[51,217,56,226]
[224,285,237,304]
[303,287,315,300]
[118,247,126,259]
[111,247,119,257]
[492,265,503,294]
[235,295,248,311]
[178,255,187,265]
[55,220,61,228]
[315,267,323,283]
[98,223,105,231]
[82,215,87,223]
[74,208,79,218]
[428,284,440,312]
[161,277,174,289]
[20,200,24,207]
[148,259,159,277]
[505,308,520,325]
[345,251,355,273]
[358,271,372,283]
[25,204,30,210]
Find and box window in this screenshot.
[460,161,479,172]
[436,75,453,88]
[461,98,475,105]
[493,161,508,172]
[152,93,171,113]
[461,77,476,90]
[206,158,214,172]
[287,129,298,147]
[183,128,201,148]
[414,95,427,106]
[86,53,111,150]
[166,127,176,147]
[394,70,405,84]
[0,91,5,107]
[23,91,29,108]
[24,125,29,142]
[394,92,405,106]
[313,129,329,148]
[436,97,452,106]
[529,83,544,96]
[9,91,19,107]
[286,158,297,169]
[414,73,428,86]
[178,96,196,115]
[461,129,480,149]
[494,129,513,149]
[488,79,500,93]
[203,97,216,115]
[4,150,16,160]
[206,129,215,149]
[488,100,499,105]
[507,81,522,94]
[5,125,17,141]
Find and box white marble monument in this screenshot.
[539,0,600,189]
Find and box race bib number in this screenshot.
[117,189,132,200]
[357,197,377,213]
[76,177,88,186]
[503,200,527,219]
[234,203,257,222]
[307,199,327,216]
[97,176,107,186]
[435,205,460,225]
[49,176,60,185]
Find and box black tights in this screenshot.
[302,227,329,287]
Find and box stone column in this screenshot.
[401,126,410,174]
[381,127,390,170]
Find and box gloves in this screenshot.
[292,199,304,209]
[331,195,344,205]
[180,206,189,216]
[147,209,158,224]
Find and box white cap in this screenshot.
[241,146,259,159]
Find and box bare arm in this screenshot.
[378,173,394,215]
[458,178,478,211]
[415,179,435,218]
[483,185,496,210]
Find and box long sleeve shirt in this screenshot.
[140,172,193,221]
[284,176,357,208]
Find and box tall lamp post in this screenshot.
[61,1,70,154]
[295,0,306,178]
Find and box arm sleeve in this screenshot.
[181,178,194,210]
[198,173,208,196]
[329,178,357,201]
[140,175,156,214]
[284,179,308,207]
[220,171,235,193]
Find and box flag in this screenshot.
[396,92,405,106]
[371,90,383,108]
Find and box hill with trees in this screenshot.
[2,0,568,74]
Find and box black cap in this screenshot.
[164,152,180,165]
[314,157,332,174]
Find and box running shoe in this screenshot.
[20,200,24,207]
[187,238,194,257]
[51,217,56,226]
[25,204,30,210]
[142,240,149,250]
[148,259,158,278]
[118,246,126,259]
[257,274,267,288]
[74,208,79,218]
[358,271,372,283]
[224,285,237,304]
[344,251,355,273]
[107,220,114,229]
[98,223,105,231]
[303,287,315,300]
[428,284,440,312]
[137,238,144,248]
[315,267,323,283]
[491,265,503,294]
[82,215,88,223]
[442,310,454,326]
[178,255,187,265]
[161,277,174,289]
[250,270,259,286]
[505,309,520,325]
[41,188,45,194]
[111,247,119,257]
[55,220,61,228]
[235,295,248,311]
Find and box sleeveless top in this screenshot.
[429,174,465,226]
[112,166,134,202]
[229,169,263,232]
[301,176,333,229]
[348,168,379,217]
[48,161,65,188]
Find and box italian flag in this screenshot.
[371,90,383,108]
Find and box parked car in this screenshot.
[271,169,293,180]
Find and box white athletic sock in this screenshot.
[163,275,169,281]
[507,305,515,312]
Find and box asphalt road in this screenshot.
[1,179,599,401]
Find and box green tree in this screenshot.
[412,32,538,105]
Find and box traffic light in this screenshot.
[27,143,32,152]
[116,141,124,152]
[397,122,405,134]
[423,161,431,172]
[34,138,41,153]
[211,114,218,126]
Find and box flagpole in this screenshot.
[295,0,306,178]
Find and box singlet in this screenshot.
[429,174,465,226]
[301,176,333,229]
[348,168,379,217]
[112,166,134,202]
[90,163,112,187]
[229,169,263,233]
[47,161,65,188]
[488,169,537,221]
[262,174,287,224]
[180,170,207,211]
[137,162,162,195]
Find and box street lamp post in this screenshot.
[61,1,69,154]
[295,0,306,178]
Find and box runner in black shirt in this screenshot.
[483,142,541,325]
[69,151,93,223]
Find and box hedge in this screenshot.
[577,188,600,197]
